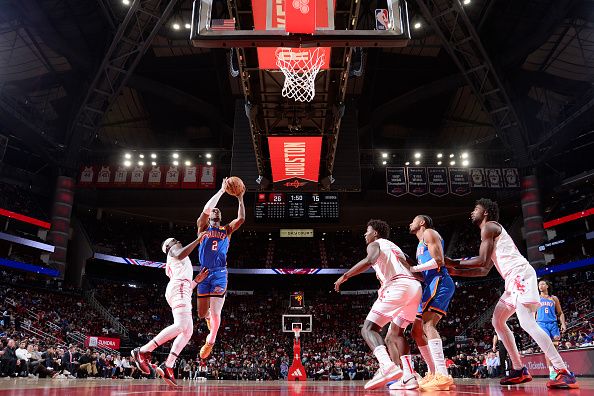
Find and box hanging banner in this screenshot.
[268,136,322,182]
[503,168,520,188]
[470,168,487,188]
[386,167,407,197]
[96,165,112,188]
[78,166,95,185]
[113,166,128,187]
[407,167,428,196]
[147,166,163,188]
[164,165,181,188]
[427,167,449,197]
[486,168,503,188]
[199,166,216,189]
[130,165,146,188]
[182,165,198,189]
[449,167,471,196]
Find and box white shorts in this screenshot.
[165,280,192,313]
[366,279,422,328]
[499,264,540,309]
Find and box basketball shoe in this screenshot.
[364,363,403,390]
[131,347,151,375]
[155,363,178,387]
[420,373,454,391]
[200,341,214,359]
[546,369,579,389]
[418,372,434,386]
[388,373,419,390]
[500,367,532,385]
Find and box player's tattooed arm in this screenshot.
[334,242,380,292]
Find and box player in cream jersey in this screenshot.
[335,219,422,391]
[132,236,208,387]
[446,198,578,389]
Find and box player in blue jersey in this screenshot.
[408,215,455,391]
[196,177,245,359]
[536,279,566,379]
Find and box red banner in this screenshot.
[522,348,594,376]
[268,136,322,182]
[251,0,331,69]
[84,336,120,350]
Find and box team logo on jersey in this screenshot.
[284,179,307,188]
[513,275,527,295]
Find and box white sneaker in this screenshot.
[389,374,419,390]
[364,364,403,390]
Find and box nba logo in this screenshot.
[375,9,389,30]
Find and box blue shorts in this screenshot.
[538,321,560,340]
[197,268,227,298]
[417,274,455,318]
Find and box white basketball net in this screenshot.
[276,47,325,103]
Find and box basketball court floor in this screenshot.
[0,378,589,395]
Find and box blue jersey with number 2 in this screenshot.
[198,225,230,270]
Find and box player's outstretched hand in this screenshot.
[334,275,346,292]
[220,177,229,193]
[194,268,209,284]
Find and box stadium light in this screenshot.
[173,160,179,166]
[450,160,456,166]
[463,0,471,4]
[138,161,144,166]
[206,153,212,159]
[124,153,131,159]
[122,0,130,5]
[414,152,421,159]
[405,161,410,166]
[382,160,387,165]
[185,160,191,166]
[124,160,131,167]
[172,23,180,30]
[206,161,212,166]
[437,161,442,165]
[184,23,191,29]
[139,154,144,159]
[449,153,455,158]
[172,153,179,159]
[437,153,443,158]
[151,153,157,159]
[414,22,422,29]
[151,161,157,166]
[461,152,469,159]
[415,160,421,165]
[462,160,469,167]
[381,152,388,158]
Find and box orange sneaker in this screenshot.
[200,341,214,359]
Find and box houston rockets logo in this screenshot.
[284,179,307,188]
[513,275,527,295]
[292,0,310,14]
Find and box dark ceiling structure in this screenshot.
[0,0,593,192]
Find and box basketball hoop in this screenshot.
[293,326,302,339]
[276,48,325,102]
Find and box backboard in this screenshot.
[282,314,313,333]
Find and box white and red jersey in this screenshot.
[372,239,417,292]
[164,254,194,312]
[165,254,194,283]
[490,222,529,279]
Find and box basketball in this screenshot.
[225,176,245,196]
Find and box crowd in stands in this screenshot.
[0,182,49,221]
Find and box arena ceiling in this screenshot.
[0,0,593,191]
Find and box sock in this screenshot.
[373,345,393,369]
[400,355,414,377]
[140,339,159,353]
[418,345,435,374]
[549,365,554,373]
[428,338,448,376]
[165,352,178,368]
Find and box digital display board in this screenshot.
[254,193,339,222]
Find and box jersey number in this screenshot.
[544,307,549,314]
[211,241,218,251]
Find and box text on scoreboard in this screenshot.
[254,193,339,222]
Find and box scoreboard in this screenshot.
[254,192,339,222]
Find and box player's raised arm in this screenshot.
[227,190,245,234]
[334,242,380,292]
[169,236,202,261]
[198,178,228,232]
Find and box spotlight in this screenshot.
[414,22,422,29]
[405,161,410,166]
[124,153,131,159]
[449,153,455,158]
[172,23,180,30]
[173,160,179,166]
[462,160,469,166]
[184,23,191,29]
[151,161,157,166]
[124,160,131,167]
[414,152,421,159]
[172,153,179,159]
[437,153,443,158]
[461,152,469,159]
[207,161,212,166]
[206,153,212,159]
[415,160,420,165]
[463,0,471,4]
[122,0,130,4]
[139,154,144,158]
[185,160,191,166]
[382,160,387,165]
[151,153,157,159]
[450,160,456,166]
[437,161,442,165]
[381,152,388,158]
[138,161,144,166]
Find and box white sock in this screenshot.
[373,345,393,369]
[418,345,435,374]
[400,355,414,377]
[428,338,448,376]
[549,366,554,372]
